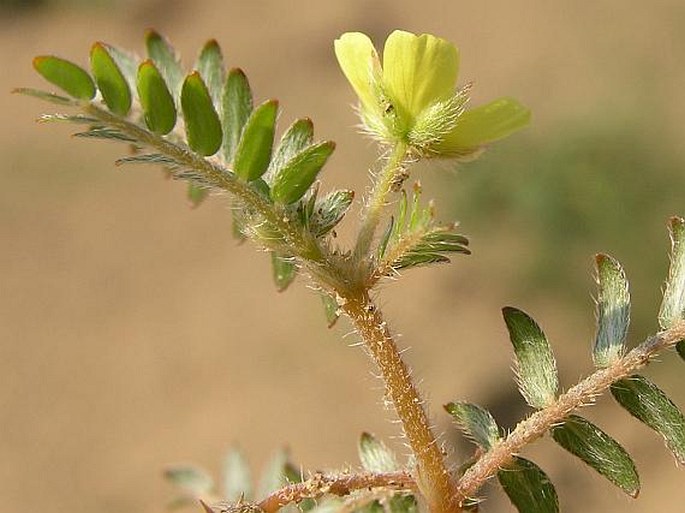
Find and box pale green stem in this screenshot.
[353,141,410,262]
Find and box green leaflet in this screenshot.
[593,254,630,367]
[181,72,223,156]
[222,68,254,163]
[321,293,340,328]
[497,457,559,513]
[358,432,398,473]
[32,55,95,100]
[223,447,252,501]
[444,401,500,450]
[164,465,214,496]
[551,414,639,497]
[145,29,183,99]
[611,375,685,464]
[137,60,176,134]
[659,216,685,329]
[187,183,209,208]
[271,252,297,291]
[90,43,132,116]
[502,307,559,408]
[308,190,354,237]
[268,118,315,176]
[271,141,336,204]
[196,39,225,107]
[233,100,278,181]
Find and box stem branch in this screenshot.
[455,320,685,504]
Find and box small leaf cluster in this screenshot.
[443,218,685,512]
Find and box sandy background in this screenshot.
[2,1,684,512]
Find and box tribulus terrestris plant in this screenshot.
[17,29,685,513]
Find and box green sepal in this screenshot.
[187,183,209,208]
[502,307,559,408]
[611,375,685,464]
[32,55,95,100]
[233,100,278,181]
[497,457,559,513]
[181,72,223,156]
[196,39,225,107]
[358,432,398,473]
[269,118,314,175]
[593,254,630,368]
[271,141,336,204]
[222,447,252,501]
[677,340,685,361]
[145,29,183,98]
[309,190,354,237]
[164,465,214,496]
[137,60,176,134]
[271,252,297,292]
[551,414,640,497]
[659,216,685,329]
[444,401,500,450]
[90,42,132,116]
[222,68,253,163]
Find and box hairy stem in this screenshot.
[83,104,324,263]
[353,142,409,262]
[257,471,417,513]
[340,290,458,513]
[455,320,685,505]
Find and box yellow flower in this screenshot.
[334,30,531,158]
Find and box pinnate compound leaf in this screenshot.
[164,465,214,496]
[233,100,278,181]
[196,39,226,107]
[32,56,95,100]
[444,401,500,450]
[271,252,297,291]
[497,457,559,513]
[269,118,314,175]
[309,190,354,237]
[593,254,630,367]
[223,447,252,501]
[222,68,254,163]
[90,43,132,116]
[659,216,685,330]
[271,141,336,204]
[611,375,685,464]
[181,72,223,156]
[502,307,559,408]
[358,432,398,473]
[145,29,183,98]
[137,60,176,134]
[551,414,639,497]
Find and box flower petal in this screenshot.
[438,97,531,153]
[382,30,459,124]
[334,32,382,116]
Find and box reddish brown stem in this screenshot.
[340,290,459,513]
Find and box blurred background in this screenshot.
[2,0,684,512]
